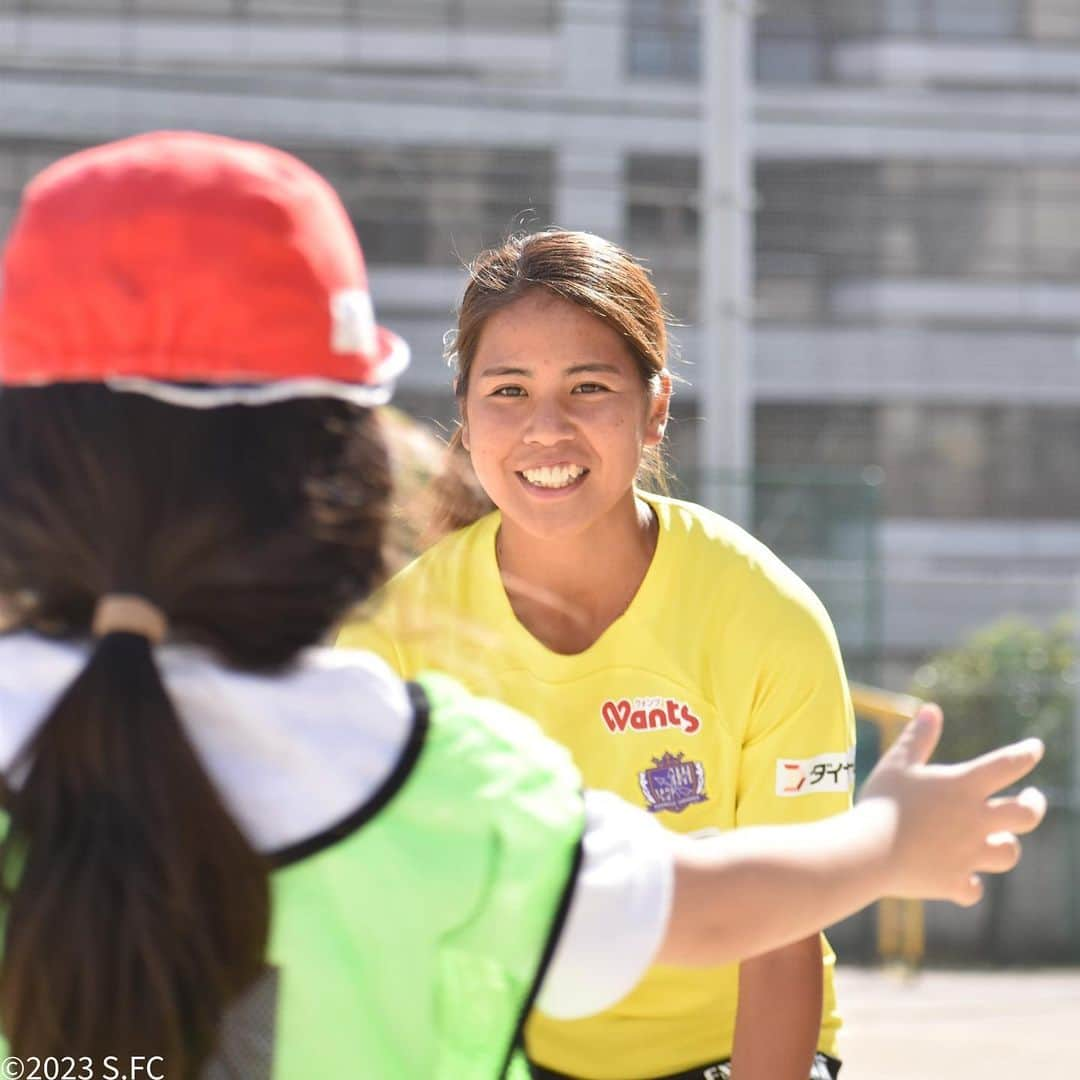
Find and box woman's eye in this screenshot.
[573,382,608,394]
[491,386,526,397]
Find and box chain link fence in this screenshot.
[680,466,884,684]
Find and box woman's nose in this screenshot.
[522,397,575,445]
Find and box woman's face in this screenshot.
[461,289,668,542]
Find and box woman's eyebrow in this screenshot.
[476,364,531,378]
[476,361,623,378]
[565,362,623,375]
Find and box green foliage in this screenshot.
[911,616,1076,792]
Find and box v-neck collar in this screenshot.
[476,492,671,679]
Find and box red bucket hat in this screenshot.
[0,130,408,406]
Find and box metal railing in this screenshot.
[850,682,926,969]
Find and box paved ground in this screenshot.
[834,967,1079,1078]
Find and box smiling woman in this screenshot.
[339,229,858,1079]
[461,289,670,646]
[451,235,673,658]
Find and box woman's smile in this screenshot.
[518,462,590,491]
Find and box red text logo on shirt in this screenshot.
[600,697,701,735]
[775,749,856,796]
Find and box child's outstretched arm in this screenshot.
[657,704,1046,966]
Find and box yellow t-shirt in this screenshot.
[339,493,855,1078]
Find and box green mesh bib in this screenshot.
[0,673,584,1079]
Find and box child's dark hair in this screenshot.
[0,384,390,1073]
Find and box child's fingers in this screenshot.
[978,832,1023,874]
[883,704,943,769]
[985,788,1047,836]
[965,738,1045,796]
[952,873,984,908]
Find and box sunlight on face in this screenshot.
[462,289,668,542]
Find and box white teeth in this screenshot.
[521,464,586,489]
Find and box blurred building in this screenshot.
[2,0,1080,678]
[750,1,1080,683]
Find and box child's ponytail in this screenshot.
[0,630,269,1073]
[0,385,392,1073]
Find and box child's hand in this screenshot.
[859,704,1047,906]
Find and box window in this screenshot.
[1027,0,1080,40]
[752,403,879,562]
[881,404,1080,518]
[627,0,701,81]
[0,140,88,245]
[3,0,558,28]
[754,0,837,84]
[1028,168,1080,278]
[894,0,1020,39]
[625,154,699,320]
[755,161,881,320]
[0,140,553,271]
[297,145,554,267]
[755,160,1080,323]
[756,403,877,471]
[754,35,825,84]
[755,403,1080,518]
[756,0,1080,63]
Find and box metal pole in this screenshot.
[1073,577,1080,807]
[864,468,884,686]
[700,0,754,525]
[1071,577,1080,952]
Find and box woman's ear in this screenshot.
[458,402,470,453]
[644,372,672,447]
[453,379,471,453]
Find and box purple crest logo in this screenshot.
[639,751,707,814]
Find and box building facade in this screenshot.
[2,0,1079,677]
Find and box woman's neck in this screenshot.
[495,493,658,654]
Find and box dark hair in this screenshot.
[430,229,672,537]
[0,384,390,1072]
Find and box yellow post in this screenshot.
[849,683,926,972]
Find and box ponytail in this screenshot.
[0,386,390,1067]
[0,632,269,1073]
